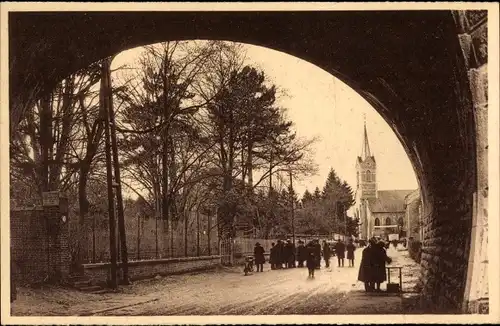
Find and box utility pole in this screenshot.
[344,203,348,240]
[101,59,117,290]
[107,59,130,284]
[289,170,295,245]
[269,151,273,195]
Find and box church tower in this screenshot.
[355,119,377,199]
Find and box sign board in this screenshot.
[42,191,59,207]
[388,233,399,241]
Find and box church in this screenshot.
[352,121,416,241]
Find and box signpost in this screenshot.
[42,191,59,207]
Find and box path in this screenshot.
[11,246,422,316]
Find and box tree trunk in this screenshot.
[39,92,52,192]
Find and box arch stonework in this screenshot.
[8,10,488,312]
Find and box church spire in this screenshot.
[361,115,371,160]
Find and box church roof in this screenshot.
[367,190,415,212]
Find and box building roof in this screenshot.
[368,189,416,212]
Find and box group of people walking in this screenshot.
[254,238,357,278]
[254,236,395,292]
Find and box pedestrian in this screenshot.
[296,240,306,267]
[346,239,356,267]
[276,240,284,269]
[306,244,317,278]
[322,240,332,268]
[269,242,277,270]
[358,237,377,292]
[372,240,392,291]
[286,239,296,268]
[313,239,322,269]
[335,239,346,267]
[254,242,265,272]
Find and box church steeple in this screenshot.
[355,115,377,199]
[361,115,372,160]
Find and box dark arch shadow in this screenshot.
[8,10,477,311]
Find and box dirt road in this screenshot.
[11,247,420,316]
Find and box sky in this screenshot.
[112,41,418,199]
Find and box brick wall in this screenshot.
[83,255,221,285]
[11,207,49,284]
[11,202,70,284]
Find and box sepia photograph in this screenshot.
[1,2,499,324]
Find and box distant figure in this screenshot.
[254,242,265,272]
[313,239,322,269]
[296,240,306,267]
[276,240,284,269]
[322,240,332,268]
[346,239,356,267]
[335,240,346,267]
[285,239,296,268]
[392,239,398,249]
[269,242,277,270]
[306,243,317,278]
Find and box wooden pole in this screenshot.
[207,210,211,256]
[101,59,117,289]
[107,57,129,284]
[289,171,295,245]
[196,210,200,256]
[137,214,141,260]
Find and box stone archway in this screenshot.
[8,9,489,313]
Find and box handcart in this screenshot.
[386,266,403,293]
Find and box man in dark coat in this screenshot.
[346,239,356,267]
[296,240,306,267]
[282,239,291,268]
[269,242,277,270]
[313,239,322,269]
[306,242,317,278]
[286,239,296,268]
[276,240,284,269]
[358,238,377,291]
[335,240,346,267]
[322,240,332,268]
[254,242,266,272]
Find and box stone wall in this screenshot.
[83,255,221,285]
[417,10,489,314]
[453,9,489,314]
[405,191,422,241]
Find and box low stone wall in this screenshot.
[83,255,221,285]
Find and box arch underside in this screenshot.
[9,10,477,311]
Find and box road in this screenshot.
[11,247,421,316]
[99,261,358,315]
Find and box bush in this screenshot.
[408,240,422,263]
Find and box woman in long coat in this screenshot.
[269,243,277,270]
[254,242,266,272]
[346,239,356,267]
[372,240,392,290]
[358,238,377,292]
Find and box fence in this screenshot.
[69,210,220,264]
[233,238,275,258]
